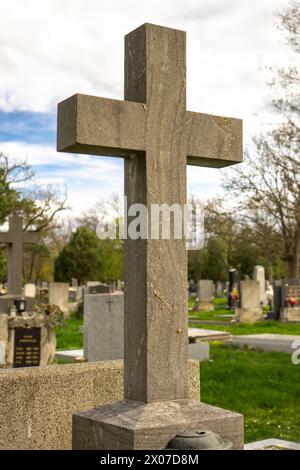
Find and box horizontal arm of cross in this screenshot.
[57,93,242,168]
[23,231,39,244]
[0,232,11,244]
[186,111,243,168]
[57,94,146,157]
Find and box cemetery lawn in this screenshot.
[190,297,300,335]
[189,320,300,336]
[55,312,83,350]
[201,344,300,443]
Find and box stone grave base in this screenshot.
[73,399,243,450]
[245,438,300,450]
[197,301,214,311]
[0,295,36,314]
[281,308,300,322]
[234,307,263,324]
[56,344,210,363]
[229,333,300,353]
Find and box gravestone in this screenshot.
[0,311,56,368]
[83,293,124,361]
[83,292,209,362]
[71,278,78,288]
[195,280,214,311]
[48,282,69,314]
[24,283,36,298]
[234,280,263,323]
[280,279,300,322]
[86,281,100,287]
[0,215,38,296]
[87,283,111,294]
[253,265,266,306]
[14,327,41,367]
[0,216,38,314]
[68,288,78,303]
[58,23,243,450]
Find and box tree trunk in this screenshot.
[268,260,273,284]
[287,240,300,279]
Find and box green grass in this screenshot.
[55,313,83,350]
[201,344,300,443]
[189,296,300,335]
[189,297,233,321]
[190,320,300,335]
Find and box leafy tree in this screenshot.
[54,227,122,284]
[199,237,229,283]
[54,227,101,284]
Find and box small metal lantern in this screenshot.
[14,298,26,314]
[167,430,232,450]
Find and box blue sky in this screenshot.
[0,0,293,217]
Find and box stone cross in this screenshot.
[0,215,38,296]
[58,24,242,404]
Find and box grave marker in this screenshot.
[58,23,243,450]
[0,215,38,296]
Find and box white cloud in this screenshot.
[0,0,295,213]
[0,0,291,120]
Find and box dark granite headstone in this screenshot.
[88,284,111,294]
[13,327,41,368]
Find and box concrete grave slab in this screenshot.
[230,333,300,353]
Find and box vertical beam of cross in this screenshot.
[0,215,39,296]
[57,23,243,404]
[124,25,188,402]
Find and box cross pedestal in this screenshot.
[58,23,244,450]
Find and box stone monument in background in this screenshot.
[234,280,263,324]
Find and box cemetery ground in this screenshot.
[55,300,300,444]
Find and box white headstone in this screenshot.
[235,280,263,323]
[48,282,69,313]
[0,341,6,365]
[253,265,266,306]
[24,283,36,298]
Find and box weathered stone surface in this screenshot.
[73,399,243,450]
[0,361,123,449]
[0,216,38,296]
[0,360,199,449]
